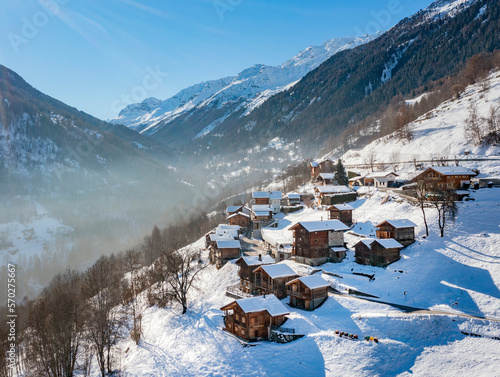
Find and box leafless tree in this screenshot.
[82,255,123,377]
[464,103,483,146]
[429,190,458,237]
[415,180,430,237]
[363,148,376,172]
[162,248,207,314]
[124,249,143,344]
[25,270,84,377]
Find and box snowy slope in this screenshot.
[341,69,500,180]
[110,34,380,136]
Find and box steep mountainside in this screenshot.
[110,35,379,144]
[186,0,498,159]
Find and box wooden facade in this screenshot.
[211,240,241,269]
[316,173,336,186]
[252,265,298,299]
[354,239,403,267]
[328,204,354,227]
[413,166,477,191]
[221,295,288,341]
[286,276,329,311]
[291,221,348,266]
[228,212,251,229]
[235,255,275,293]
[375,220,416,246]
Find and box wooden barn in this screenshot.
[227,212,251,229]
[211,240,241,268]
[375,219,417,246]
[252,264,298,299]
[235,255,275,293]
[354,238,404,267]
[221,294,289,341]
[291,220,349,266]
[316,173,336,186]
[412,166,477,191]
[327,203,354,227]
[286,275,330,310]
[287,193,301,206]
[309,160,335,181]
[314,185,357,205]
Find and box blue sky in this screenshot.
[1,0,433,120]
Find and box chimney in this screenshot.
[258,254,262,261]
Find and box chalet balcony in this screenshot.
[287,289,326,300]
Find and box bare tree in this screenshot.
[429,190,458,237]
[464,103,483,146]
[83,255,123,377]
[124,249,142,344]
[415,180,430,237]
[363,148,376,172]
[389,150,401,170]
[163,248,207,314]
[26,270,84,377]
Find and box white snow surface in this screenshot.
[110,34,380,137]
[233,294,289,316]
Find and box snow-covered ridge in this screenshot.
[424,0,479,20]
[110,34,380,136]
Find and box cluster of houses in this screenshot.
[216,159,482,342]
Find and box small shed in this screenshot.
[375,219,417,246]
[327,203,354,226]
[354,238,403,267]
[221,294,289,341]
[286,275,330,310]
[235,255,276,293]
[253,264,298,299]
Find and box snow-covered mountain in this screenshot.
[110,34,380,136]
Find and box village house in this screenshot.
[309,160,335,181]
[327,203,354,227]
[286,275,330,310]
[316,173,336,186]
[375,219,417,246]
[227,212,251,229]
[210,239,241,268]
[412,166,478,191]
[286,193,301,206]
[354,238,404,267]
[205,232,234,250]
[252,191,282,214]
[291,220,350,266]
[370,172,399,188]
[251,204,274,231]
[314,185,356,205]
[235,255,276,293]
[252,264,298,299]
[221,294,289,341]
[226,205,251,217]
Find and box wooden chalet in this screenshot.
[375,219,417,246]
[221,294,289,341]
[252,264,298,299]
[211,240,241,269]
[286,275,330,310]
[252,191,282,214]
[309,160,335,181]
[316,173,336,186]
[327,203,354,227]
[354,238,403,267]
[227,212,251,229]
[235,255,275,293]
[226,205,250,217]
[412,166,477,191]
[291,220,349,266]
[314,185,356,205]
[287,193,301,206]
[205,232,234,249]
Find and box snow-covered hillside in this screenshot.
[340,69,500,180]
[110,34,379,136]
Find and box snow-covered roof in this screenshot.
[315,185,352,194]
[217,224,241,231]
[235,294,289,316]
[373,239,404,249]
[287,275,331,290]
[330,246,347,252]
[236,255,275,266]
[254,211,271,217]
[216,240,241,249]
[252,204,272,212]
[377,219,417,229]
[330,204,354,211]
[287,193,301,199]
[227,212,250,219]
[429,166,477,176]
[318,173,335,179]
[254,263,297,279]
[310,161,319,168]
[226,205,242,214]
[209,233,234,242]
[294,220,349,232]
[368,171,398,178]
[252,191,282,200]
[348,176,365,182]
[355,238,403,249]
